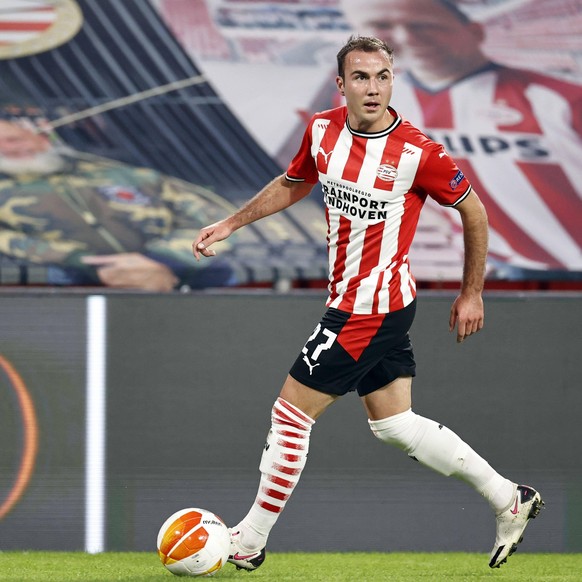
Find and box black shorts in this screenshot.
[289,300,416,397]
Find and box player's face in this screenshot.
[343,0,484,74]
[337,49,394,133]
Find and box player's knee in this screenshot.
[368,408,417,453]
[370,410,468,477]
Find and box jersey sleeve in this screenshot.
[416,143,472,207]
[285,118,319,184]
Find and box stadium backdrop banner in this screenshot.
[0,0,580,281]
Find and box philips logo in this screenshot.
[428,132,550,160]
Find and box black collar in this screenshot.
[346,106,402,138]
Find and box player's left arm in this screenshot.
[449,189,489,343]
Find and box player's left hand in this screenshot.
[81,253,179,292]
[449,293,484,343]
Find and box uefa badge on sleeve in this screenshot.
[449,170,465,191]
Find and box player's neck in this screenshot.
[348,108,396,134]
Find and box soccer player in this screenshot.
[193,36,543,571]
[340,0,582,276]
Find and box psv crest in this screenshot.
[376,164,398,182]
[0,0,83,60]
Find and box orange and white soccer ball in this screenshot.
[157,508,231,577]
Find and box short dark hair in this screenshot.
[336,35,394,78]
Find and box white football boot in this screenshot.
[227,528,266,571]
[489,484,544,568]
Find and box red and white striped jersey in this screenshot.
[392,64,582,271]
[286,105,471,315]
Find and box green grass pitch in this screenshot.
[1,552,581,581]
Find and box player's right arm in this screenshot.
[192,173,314,260]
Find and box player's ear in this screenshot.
[336,76,345,96]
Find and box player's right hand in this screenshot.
[192,220,232,261]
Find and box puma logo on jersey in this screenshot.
[302,355,320,375]
[318,147,334,164]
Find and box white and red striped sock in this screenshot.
[233,397,315,551]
